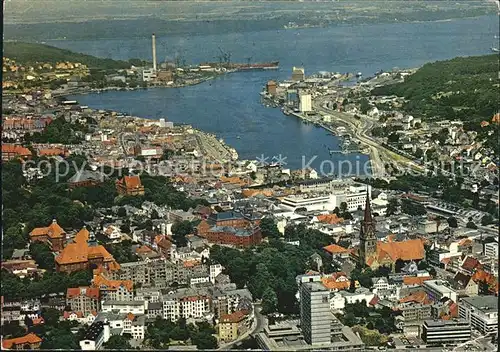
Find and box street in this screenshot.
[217,303,265,350]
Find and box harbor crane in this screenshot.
[218,47,232,65]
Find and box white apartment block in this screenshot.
[423,280,458,303]
[162,289,211,321]
[101,300,146,315]
[299,93,312,112]
[459,296,498,336]
[484,240,498,259]
[210,264,223,284]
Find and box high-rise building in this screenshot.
[300,282,331,345]
[299,93,312,112]
[359,193,377,267]
[292,66,305,81]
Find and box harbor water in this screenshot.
[62,15,497,173]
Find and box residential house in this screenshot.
[320,272,350,292]
[323,244,350,260]
[2,333,42,350]
[451,272,479,297]
[218,310,251,342]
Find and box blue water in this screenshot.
[63,15,497,173]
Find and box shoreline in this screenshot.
[52,74,219,97]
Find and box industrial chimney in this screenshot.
[152,33,157,72]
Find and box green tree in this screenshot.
[29,242,55,270]
[192,332,218,350]
[104,335,132,350]
[340,202,348,214]
[447,216,458,228]
[41,308,61,327]
[344,313,356,327]
[387,133,400,144]
[1,321,27,338]
[359,98,371,114]
[171,220,194,247]
[385,198,399,217]
[481,214,495,226]
[117,207,127,217]
[261,287,278,314]
[260,217,281,238]
[414,148,424,159]
[466,220,478,229]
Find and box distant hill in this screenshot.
[371,54,498,122]
[3,42,130,69]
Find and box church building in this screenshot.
[358,194,425,271]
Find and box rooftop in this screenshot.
[460,295,498,313]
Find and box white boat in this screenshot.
[491,47,499,53]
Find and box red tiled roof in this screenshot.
[472,270,499,294]
[66,287,100,300]
[55,227,116,267]
[2,333,42,349]
[461,256,482,272]
[29,220,65,239]
[376,239,425,262]
[316,214,344,225]
[369,295,380,306]
[38,148,67,156]
[92,273,133,292]
[2,143,32,157]
[122,175,142,189]
[136,245,153,254]
[220,310,249,324]
[321,272,350,291]
[403,276,432,286]
[323,244,349,254]
[399,290,432,305]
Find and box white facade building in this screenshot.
[142,69,157,82]
[484,240,498,259]
[209,264,223,284]
[459,296,498,335]
[280,183,371,212]
[299,93,312,112]
[423,280,458,303]
[101,300,146,315]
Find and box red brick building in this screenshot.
[29,219,66,252]
[203,226,261,247]
[196,211,262,247]
[55,227,120,274]
[116,175,145,196]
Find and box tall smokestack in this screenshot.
[152,33,157,72]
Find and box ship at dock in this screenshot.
[203,48,279,71]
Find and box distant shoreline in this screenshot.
[3,14,496,42]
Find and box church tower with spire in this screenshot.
[359,191,377,267]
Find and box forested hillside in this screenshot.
[372,54,498,123]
